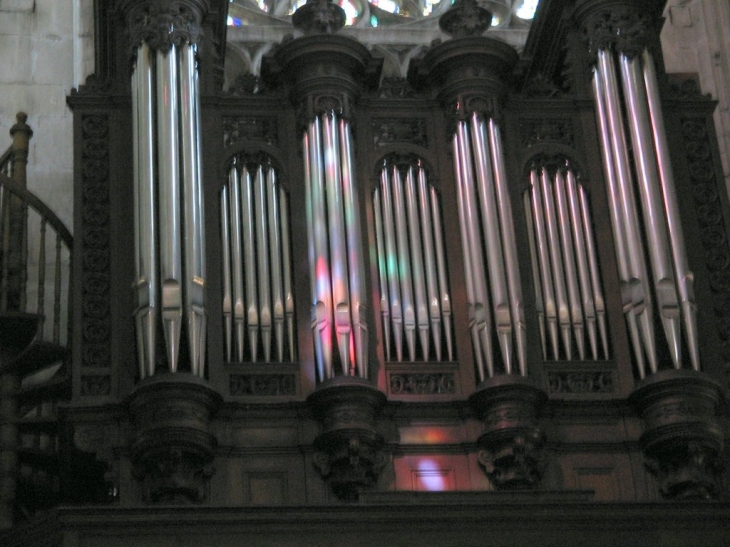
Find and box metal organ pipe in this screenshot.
[303,112,369,380]
[339,119,367,377]
[596,49,658,376]
[619,53,682,369]
[374,161,452,364]
[642,50,699,371]
[132,43,157,379]
[592,45,699,375]
[524,166,608,363]
[451,114,527,378]
[131,39,207,378]
[455,123,493,380]
[222,160,296,366]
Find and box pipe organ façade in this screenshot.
[28,0,730,542]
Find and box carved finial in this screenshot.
[292,0,346,35]
[439,0,493,38]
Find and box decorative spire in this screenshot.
[292,0,346,35]
[439,0,493,38]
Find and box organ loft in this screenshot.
[0,0,729,545]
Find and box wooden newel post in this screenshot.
[4,113,33,312]
[10,112,32,189]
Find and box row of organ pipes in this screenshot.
[129,42,700,382]
[592,46,699,378]
[131,41,207,379]
[373,160,453,363]
[221,160,296,364]
[453,112,527,381]
[524,165,609,362]
[303,111,368,380]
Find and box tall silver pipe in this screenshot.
[156,45,182,372]
[374,189,391,361]
[279,188,295,360]
[254,165,273,363]
[418,166,442,361]
[221,184,233,362]
[192,52,207,377]
[392,166,416,361]
[598,49,658,375]
[267,167,285,363]
[431,187,453,361]
[579,184,609,359]
[381,165,403,362]
[241,166,258,362]
[472,113,513,371]
[405,166,430,360]
[323,112,351,374]
[565,170,598,361]
[339,119,367,377]
[133,43,157,379]
[530,170,559,360]
[309,118,334,378]
[454,128,492,379]
[488,119,527,375]
[180,43,205,376]
[540,167,572,360]
[524,183,547,360]
[304,131,325,379]
[229,163,245,362]
[643,49,699,371]
[554,169,585,360]
[620,53,682,368]
[593,68,644,372]
[141,44,158,377]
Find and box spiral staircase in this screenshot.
[0,113,73,538]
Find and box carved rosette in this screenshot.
[629,369,725,500]
[119,0,207,53]
[469,375,547,489]
[127,374,222,503]
[307,377,387,501]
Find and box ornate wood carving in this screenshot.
[80,115,112,392]
[372,118,427,148]
[222,116,278,147]
[680,117,730,383]
[229,374,297,397]
[519,118,575,148]
[121,0,208,52]
[547,371,615,394]
[389,373,456,395]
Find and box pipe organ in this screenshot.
[56,0,730,526]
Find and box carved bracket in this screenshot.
[127,373,222,503]
[630,369,725,500]
[469,375,547,489]
[307,376,387,501]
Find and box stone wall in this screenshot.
[0,0,94,231]
[661,0,730,195]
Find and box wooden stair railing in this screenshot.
[0,113,73,530]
